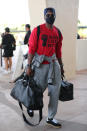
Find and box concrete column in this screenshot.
[46,0,79,79]
[28,0,46,30]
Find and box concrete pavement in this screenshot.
[0,68,87,131]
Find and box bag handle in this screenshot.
[19,102,42,126]
[61,74,65,80]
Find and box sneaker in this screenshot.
[0,67,5,72]
[27,109,34,117]
[46,118,62,128]
[8,70,12,73]
[3,70,9,74]
[8,69,13,73]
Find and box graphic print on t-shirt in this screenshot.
[41,34,48,47]
[29,24,62,58]
[48,35,58,47]
[41,34,58,48]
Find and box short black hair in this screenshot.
[5,27,10,33]
[25,24,30,29]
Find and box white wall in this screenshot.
[76,40,87,71]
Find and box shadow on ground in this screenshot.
[0,91,87,131]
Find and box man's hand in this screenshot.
[26,67,33,76]
[58,58,64,78]
[27,53,34,76]
[60,66,64,79]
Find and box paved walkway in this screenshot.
[0,68,87,131]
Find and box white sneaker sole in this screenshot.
[46,122,62,129]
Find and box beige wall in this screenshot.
[76,40,87,71]
[28,0,79,79]
[46,0,79,79]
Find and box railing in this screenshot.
[78,26,87,29]
[78,26,87,39]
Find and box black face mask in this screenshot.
[46,16,55,25]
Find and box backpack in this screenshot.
[37,25,62,41]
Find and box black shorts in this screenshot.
[3,50,13,57]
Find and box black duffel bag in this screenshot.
[59,79,74,101]
[10,75,43,126]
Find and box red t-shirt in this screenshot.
[28,23,63,59]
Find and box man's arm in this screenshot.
[26,54,34,76]
[26,27,38,76]
[11,35,16,45]
[28,53,34,65]
[24,34,28,45]
[56,31,64,77]
[24,31,31,45]
[58,58,64,77]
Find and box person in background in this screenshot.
[27,8,64,128]
[77,33,80,39]
[24,24,31,45]
[22,24,31,69]
[1,27,16,74]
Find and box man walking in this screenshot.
[24,24,31,45]
[27,7,64,128]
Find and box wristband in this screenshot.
[60,64,63,67]
[27,64,32,68]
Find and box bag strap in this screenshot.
[55,27,62,39]
[19,102,42,126]
[37,25,61,41]
[37,25,40,42]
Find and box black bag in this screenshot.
[1,44,7,49]
[12,43,16,50]
[59,80,74,101]
[10,76,43,126]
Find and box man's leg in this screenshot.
[48,61,61,119]
[8,57,12,71]
[47,61,62,128]
[48,85,60,119]
[4,57,9,70]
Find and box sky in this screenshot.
[78,0,87,25]
[0,0,86,25]
[0,0,30,25]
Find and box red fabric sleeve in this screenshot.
[56,33,63,58]
[28,27,38,55]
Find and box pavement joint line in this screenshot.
[61,111,87,123]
